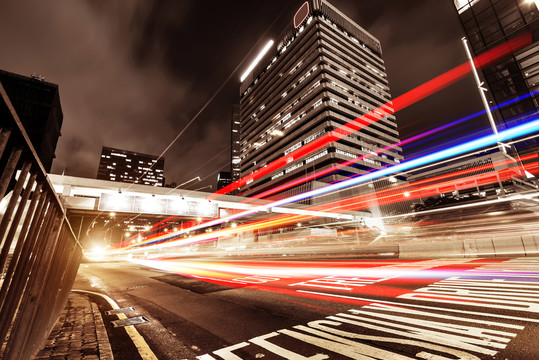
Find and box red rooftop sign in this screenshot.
[294,2,310,28]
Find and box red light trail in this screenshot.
[210,32,532,200]
[110,33,534,252]
[111,151,536,253]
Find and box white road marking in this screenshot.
[296,290,539,323]
[72,289,158,360]
[196,259,539,359]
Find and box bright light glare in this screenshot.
[240,40,274,82]
[87,245,108,260]
[91,246,106,256]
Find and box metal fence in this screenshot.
[0,83,82,359]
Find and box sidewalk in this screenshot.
[34,292,114,360]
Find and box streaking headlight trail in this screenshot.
[118,115,539,252]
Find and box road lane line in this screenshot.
[73,289,159,360]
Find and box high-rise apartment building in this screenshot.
[238,0,403,200]
[97,146,165,186]
[454,0,539,154]
[0,69,63,172]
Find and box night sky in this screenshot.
[0,0,487,189]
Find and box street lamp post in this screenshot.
[461,37,504,150]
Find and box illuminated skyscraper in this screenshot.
[238,0,403,200]
[97,146,165,186]
[454,0,539,154]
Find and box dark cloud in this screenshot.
[0,0,485,187]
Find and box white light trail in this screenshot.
[120,117,539,252]
[240,40,274,82]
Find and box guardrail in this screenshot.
[0,83,82,359]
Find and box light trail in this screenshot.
[127,258,481,282]
[240,40,275,82]
[210,32,532,199]
[109,34,536,254]
[123,258,539,313]
[116,99,539,251]
[250,115,539,211]
[243,89,539,200]
[307,155,535,215]
[112,134,538,254]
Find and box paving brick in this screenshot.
[34,292,114,360]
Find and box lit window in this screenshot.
[284,142,302,155]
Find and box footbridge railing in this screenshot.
[0,83,82,359]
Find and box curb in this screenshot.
[34,292,113,360]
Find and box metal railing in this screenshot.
[0,83,82,359]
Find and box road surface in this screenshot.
[74,257,539,359]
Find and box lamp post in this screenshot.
[461,37,504,150]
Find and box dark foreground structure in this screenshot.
[0,82,82,359]
[454,0,539,154]
[0,69,63,173]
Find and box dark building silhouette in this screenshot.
[454,0,539,154]
[238,0,403,200]
[97,146,165,186]
[0,69,63,172]
[217,171,232,190]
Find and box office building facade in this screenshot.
[454,0,539,154]
[97,146,165,186]
[0,69,63,172]
[238,0,403,200]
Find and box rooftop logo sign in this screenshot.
[294,2,310,28]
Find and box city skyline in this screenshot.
[0,0,484,188]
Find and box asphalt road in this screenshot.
[74,257,539,359]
